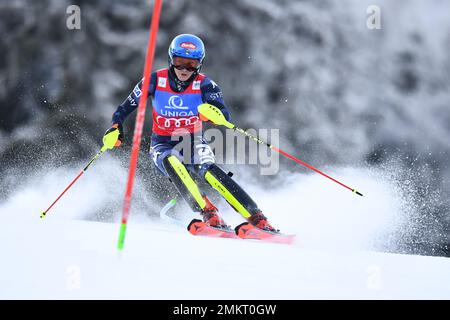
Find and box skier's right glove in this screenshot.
[199,112,212,124]
[198,103,234,129]
[103,123,123,149]
[199,103,219,124]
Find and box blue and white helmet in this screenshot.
[168,34,205,69]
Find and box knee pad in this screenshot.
[150,144,176,176]
[194,142,215,165]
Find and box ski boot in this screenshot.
[201,196,227,228]
[248,212,278,233]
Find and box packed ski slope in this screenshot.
[1,160,449,299]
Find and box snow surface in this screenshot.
[1,161,449,299]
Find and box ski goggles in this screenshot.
[172,57,201,72]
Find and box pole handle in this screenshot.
[198,103,235,129]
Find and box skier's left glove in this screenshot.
[103,123,123,150]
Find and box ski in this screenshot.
[234,222,296,245]
[160,198,296,244]
[159,198,236,238]
[187,219,238,239]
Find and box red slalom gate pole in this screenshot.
[117,0,163,250]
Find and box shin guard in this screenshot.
[162,155,206,212]
[203,164,260,219]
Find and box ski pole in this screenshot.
[39,148,105,218]
[40,130,120,218]
[198,103,363,197]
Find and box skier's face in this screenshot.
[173,67,194,81]
[172,57,200,81]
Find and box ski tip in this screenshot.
[188,219,237,238]
[234,222,250,235]
[187,219,203,234]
